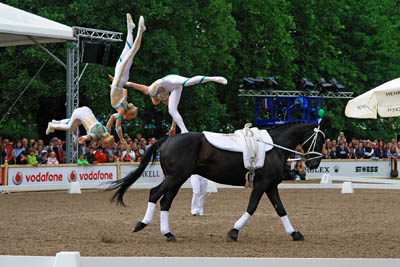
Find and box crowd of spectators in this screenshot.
[282,131,400,181]
[2,131,400,166]
[0,133,159,165]
[321,132,399,160]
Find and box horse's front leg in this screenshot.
[228,181,266,241]
[266,185,304,241]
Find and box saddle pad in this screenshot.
[203,128,274,169]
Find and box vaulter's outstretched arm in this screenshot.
[109,75,149,95]
[125,80,163,105]
[115,116,125,143]
[125,81,148,94]
[106,112,126,144]
[106,115,115,133]
[78,133,97,145]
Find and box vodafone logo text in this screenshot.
[79,171,113,181]
[25,172,63,183]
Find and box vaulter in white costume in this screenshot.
[106,14,146,143]
[190,174,208,216]
[46,106,115,149]
[124,74,227,135]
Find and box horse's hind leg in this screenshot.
[158,179,186,242]
[228,182,266,242]
[266,185,304,241]
[133,183,163,232]
[133,176,186,241]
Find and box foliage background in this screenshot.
[1,0,400,142]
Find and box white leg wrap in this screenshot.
[280,215,295,235]
[233,212,251,230]
[141,202,156,225]
[160,211,170,235]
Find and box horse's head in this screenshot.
[301,119,326,170]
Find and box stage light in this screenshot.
[266,77,278,89]
[301,77,314,89]
[319,78,333,93]
[253,77,265,88]
[330,78,344,91]
[299,77,314,94]
[240,77,256,90]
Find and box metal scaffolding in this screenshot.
[65,27,122,163]
[238,89,354,127]
[238,89,354,99]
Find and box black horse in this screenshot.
[108,121,325,242]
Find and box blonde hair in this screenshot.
[126,103,138,119]
[148,79,162,96]
[101,132,115,148]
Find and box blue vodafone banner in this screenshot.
[306,159,392,179]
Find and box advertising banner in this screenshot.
[7,165,117,187]
[120,163,164,188]
[2,159,394,191]
[306,159,391,179]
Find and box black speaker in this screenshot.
[102,43,120,67]
[106,44,121,67]
[81,40,103,64]
[96,42,106,64]
[81,39,120,66]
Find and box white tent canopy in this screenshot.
[345,77,400,119]
[0,2,74,47]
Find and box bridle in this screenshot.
[258,123,325,163]
[300,126,326,162]
[243,122,325,187]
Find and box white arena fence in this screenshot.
[0,252,399,267]
[1,159,400,192]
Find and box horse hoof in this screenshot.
[291,231,304,241]
[164,232,177,242]
[227,228,239,241]
[132,221,147,232]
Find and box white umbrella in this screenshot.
[345,77,400,119]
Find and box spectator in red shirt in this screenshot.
[94,147,107,163]
[6,140,13,162]
[1,140,7,164]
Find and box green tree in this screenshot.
[3,0,400,143]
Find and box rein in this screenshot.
[242,123,325,188]
[258,125,325,162]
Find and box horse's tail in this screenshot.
[107,136,168,206]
